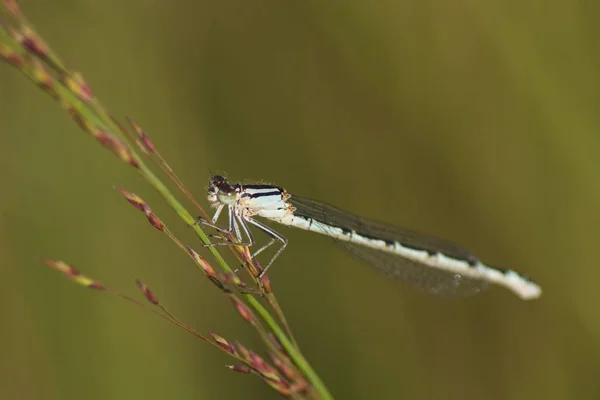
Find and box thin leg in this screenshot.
[196,219,232,234]
[195,204,233,234]
[198,209,288,277]
[245,217,288,277]
[252,238,276,258]
[232,214,243,243]
[204,213,254,247]
[236,214,255,245]
[211,204,225,224]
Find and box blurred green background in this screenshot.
[1,0,599,399]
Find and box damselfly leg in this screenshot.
[245,218,288,277]
[196,205,288,278]
[195,205,253,247]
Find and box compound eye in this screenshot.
[217,188,236,205]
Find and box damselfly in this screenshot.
[196,175,541,300]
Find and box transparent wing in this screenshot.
[338,241,488,296]
[289,195,488,296]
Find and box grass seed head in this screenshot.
[135,279,160,305]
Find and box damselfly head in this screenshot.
[209,175,227,189]
[208,175,237,205]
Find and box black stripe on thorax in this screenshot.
[242,184,284,191]
[242,188,285,200]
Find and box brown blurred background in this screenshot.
[1,0,599,399]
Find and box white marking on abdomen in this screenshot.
[282,215,541,300]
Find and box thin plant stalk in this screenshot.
[0,2,332,399]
